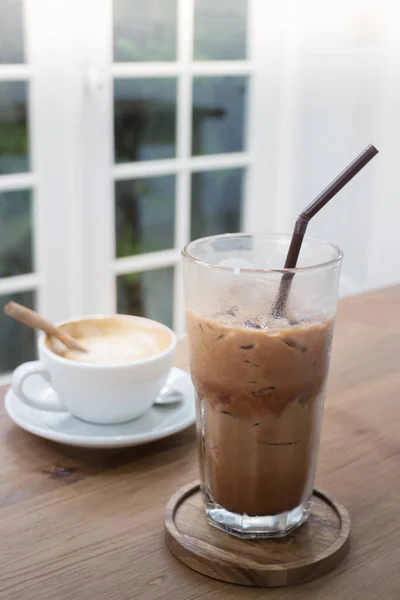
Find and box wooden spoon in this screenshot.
[4,302,88,353]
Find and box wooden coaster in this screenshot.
[165,481,350,587]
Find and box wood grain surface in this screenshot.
[1,286,400,599]
[165,482,350,587]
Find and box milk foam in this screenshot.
[62,332,161,364]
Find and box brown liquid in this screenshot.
[46,317,171,364]
[186,309,334,517]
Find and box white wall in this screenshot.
[253,0,400,297]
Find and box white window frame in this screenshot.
[0,0,93,323]
[78,0,283,336]
[0,0,92,381]
[0,0,285,384]
[1,0,395,375]
[0,63,39,300]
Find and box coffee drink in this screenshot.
[186,308,334,517]
[183,232,342,537]
[46,317,171,364]
[13,314,176,425]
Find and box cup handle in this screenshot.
[11,361,67,412]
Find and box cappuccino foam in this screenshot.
[46,317,171,364]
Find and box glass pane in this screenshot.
[0,189,33,278]
[191,168,244,240]
[117,267,174,328]
[0,0,25,64]
[194,0,248,60]
[0,290,36,372]
[113,0,177,62]
[115,175,175,258]
[192,76,247,156]
[114,78,176,163]
[0,81,29,175]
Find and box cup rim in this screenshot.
[182,232,343,273]
[39,314,176,369]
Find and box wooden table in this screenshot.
[1,286,400,600]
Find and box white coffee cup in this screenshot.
[11,315,176,424]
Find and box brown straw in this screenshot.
[271,144,379,318]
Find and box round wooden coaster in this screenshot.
[165,481,350,587]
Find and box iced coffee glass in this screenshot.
[182,233,342,538]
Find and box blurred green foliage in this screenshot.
[191,168,244,240]
[114,78,176,163]
[115,175,175,257]
[117,267,174,328]
[113,0,247,62]
[194,0,248,60]
[0,290,36,372]
[0,82,29,174]
[113,0,177,62]
[0,190,32,278]
[0,0,24,64]
[0,122,27,154]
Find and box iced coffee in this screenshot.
[183,233,342,537]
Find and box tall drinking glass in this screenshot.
[182,233,342,538]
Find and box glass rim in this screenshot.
[182,233,343,274]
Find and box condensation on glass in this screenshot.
[115,175,175,258]
[194,0,248,60]
[117,267,174,328]
[182,234,342,537]
[192,76,248,156]
[0,81,29,175]
[113,0,177,62]
[114,78,177,163]
[191,168,244,241]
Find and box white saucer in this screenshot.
[5,367,196,448]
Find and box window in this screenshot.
[107,0,250,334]
[80,0,261,338]
[0,0,277,376]
[1,0,393,377]
[0,1,37,373]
